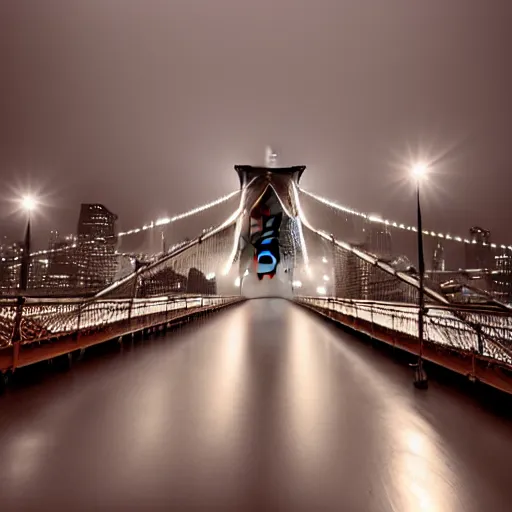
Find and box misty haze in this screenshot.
[1,2,512,512]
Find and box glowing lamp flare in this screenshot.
[20,195,38,212]
[411,163,428,180]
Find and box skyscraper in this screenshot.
[77,204,118,239]
[0,240,24,293]
[76,204,118,289]
[47,236,78,290]
[364,220,392,260]
[465,226,491,270]
[432,242,445,271]
[493,252,512,303]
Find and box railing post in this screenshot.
[468,323,483,383]
[370,304,375,340]
[11,296,25,371]
[391,313,396,348]
[75,301,82,342]
[476,324,483,355]
[330,233,336,298]
[470,348,477,383]
[127,275,138,329]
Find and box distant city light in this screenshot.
[206,272,216,280]
[234,277,241,287]
[323,275,329,281]
[292,280,302,288]
[316,286,326,295]
[322,257,328,263]
[243,269,249,277]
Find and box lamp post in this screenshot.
[18,195,37,291]
[412,163,428,389]
[11,195,38,353]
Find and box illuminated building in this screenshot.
[28,258,49,290]
[493,253,512,303]
[0,240,50,293]
[465,226,491,270]
[47,237,78,290]
[0,241,23,293]
[76,204,118,288]
[432,242,445,271]
[364,220,392,260]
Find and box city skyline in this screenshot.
[1,189,510,301]
[0,193,505,257]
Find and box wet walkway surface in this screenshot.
[1,299,512,511]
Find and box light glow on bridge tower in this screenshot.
[229,161,309,286]
[265,146,278,168]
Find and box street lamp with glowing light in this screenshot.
[410,163,428,389]
[20,195,38,213]
[11,192,41,348]
[411,162,428,180]
[16,193,40,292]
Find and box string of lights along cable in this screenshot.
[23,190,240,259]
[300,187,512,252]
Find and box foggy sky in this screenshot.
[1,0,511,247]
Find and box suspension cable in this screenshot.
[24,190,240,259]
[299,187,512,252]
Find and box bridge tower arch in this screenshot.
[232,162,308,298]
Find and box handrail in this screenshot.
[295,296,512,316]
[296,296,512,363]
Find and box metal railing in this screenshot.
[0,295,243,348]
[295,296,512,367]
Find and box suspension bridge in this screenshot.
[1,162,511,392]
[1,162,512,511]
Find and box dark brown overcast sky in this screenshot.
[0,0,511,247]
